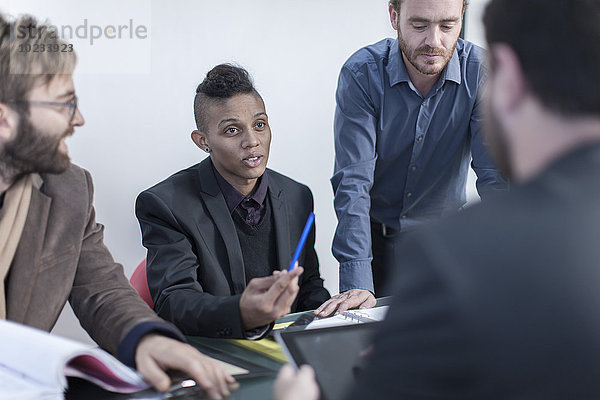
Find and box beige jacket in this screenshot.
[5,164,165,356]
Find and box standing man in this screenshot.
[0,14,234,399]
[136,64,329,339]
[317,0,506,316]
[279,0,600,397]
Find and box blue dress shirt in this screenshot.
[332,38,507,293]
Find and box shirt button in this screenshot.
[401,215,407,219]
[411,165,417,171]
[417,135,423,142]
[406,192,412,198]
[422,100,427,106]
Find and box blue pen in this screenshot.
[288,212,315,271]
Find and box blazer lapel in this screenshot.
[197,159,247,294]
[268,174,291,271]
[6,175,51,323]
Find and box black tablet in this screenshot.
[275,322,381,400]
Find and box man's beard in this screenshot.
[398,29,457,76]
[485,105,512,181]
[0,113,71,183]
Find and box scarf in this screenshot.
[0,174,33,319]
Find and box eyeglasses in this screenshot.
[4,95,78,123]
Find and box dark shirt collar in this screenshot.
[212,164,269,214]
[387,38,462,88]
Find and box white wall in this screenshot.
[1,0,489,343]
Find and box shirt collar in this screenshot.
[387,38,410,86]
[442,44,461,85]
[212,164,269,214]
[387,38,462,87]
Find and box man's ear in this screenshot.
[0,103,18,143]
[389,4,399,31]
[191,130,208,149]
[489,43,527,115]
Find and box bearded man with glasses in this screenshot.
[0,14,235,400]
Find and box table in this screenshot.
[66,298,390,399]
[65,313,297,400]
[186,311,302,400]
[187,297,392,399]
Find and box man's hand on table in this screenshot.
[314,289,376,317]
[135,333,237,400]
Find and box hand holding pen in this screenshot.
[239,213,315,329]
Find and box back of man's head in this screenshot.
[0,14,76,114]
[484,0,600,117]
[193,63,262,132]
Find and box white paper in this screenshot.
[0,320,148,394]
[0,364,61,400]
[306,306,389,330]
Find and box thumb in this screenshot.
[278,363,296,380]
[136,355,171,392]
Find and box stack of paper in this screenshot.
[306,306,389,330]
[0,319,148,399]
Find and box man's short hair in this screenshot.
[0,14,77,114]
[193,63,262,132]
[389,0,469,14]
[484,0,600,117]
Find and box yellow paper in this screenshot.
[273,321,294,330]
[231,339,287,363]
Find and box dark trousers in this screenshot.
[371,221,403,296]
